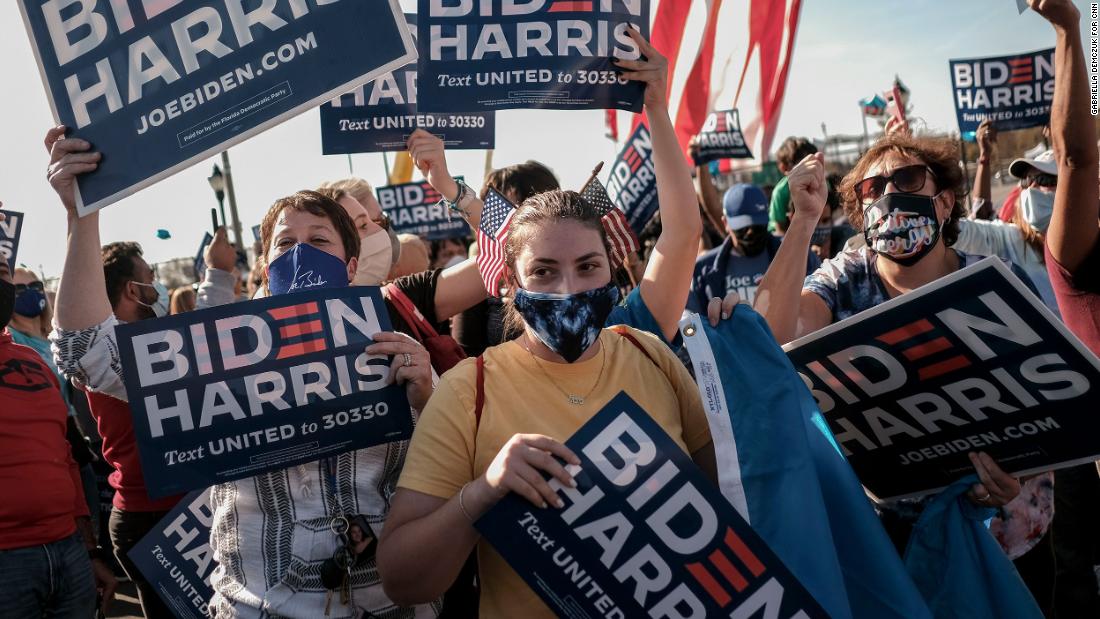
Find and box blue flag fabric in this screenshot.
[679,309,932,619]
[904,476,1044,619]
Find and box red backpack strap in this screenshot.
[610,326,658,367]
[474,355,485,430]
[383,283,431,341]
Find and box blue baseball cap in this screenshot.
[722,184,769,230]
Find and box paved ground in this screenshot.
[106,580,143,619]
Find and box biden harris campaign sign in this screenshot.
[784,258,1100,501]
[607,123,657,235]
[129,491,216,619]
[18,1,416,215]
[692,109,753,166]
[0,210,25,271]
[377,177,471,241]
[116,287,412,498]
[417,0,649,113]
[949,48,1054,141]
[477,392,828,619]
[320,14,494,155]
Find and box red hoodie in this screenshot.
[0,331,88,550]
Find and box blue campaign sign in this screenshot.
[693,109,753,165]
[129,491,215,619]
[784,258,1100,501]
[477,392,828,618]
[607,123,658,235]
[116,286,413,498]
[17,1,416,215]
[251,225,262,243]
[376,178,471,241]
[320,15,495,154]
[417,0,650,113]
[0,210,25,271]
[949,48,1054,141]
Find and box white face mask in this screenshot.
[353,229,394,286]
[1019,188,1055,232]
[131,280,169,318]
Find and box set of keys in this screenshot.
[320,514,378,616]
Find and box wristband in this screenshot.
[978,157,990,165]
[440,180,473,218]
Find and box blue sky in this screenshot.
[0,0,1082,278]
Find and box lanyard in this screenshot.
[323,457,350,544]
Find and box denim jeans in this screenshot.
[0,532,95,618]
[109,507,172,619]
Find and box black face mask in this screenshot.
[733,225,769,257]
[863,192,943,267]
[0,280,15,329]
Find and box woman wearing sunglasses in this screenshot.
[7,269,73,410]
[753,133,1028,548]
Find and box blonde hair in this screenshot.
[319,177,375,209]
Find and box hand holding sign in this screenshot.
[884,115,913,138]
[367,331,433,411]
[967,452,1022,507]
[205,227,238,273]
[408,130,459,202]
[976,118,998,155]
[44,127,100,216]
[475,434,580,513]
[614,28,670,112]
[1028,0,1080,28]
[788,152,829,223]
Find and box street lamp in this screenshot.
[207,164,227,228]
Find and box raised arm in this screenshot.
[970,119,996,220]
[753,153,833,343]
[45,126,111,330]
[1033,0,1099,270]
[406,130,493,320]
[615,29,703,341]
[691,137,725,235]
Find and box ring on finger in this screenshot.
[403,353,413,367]
[975,492,992,503]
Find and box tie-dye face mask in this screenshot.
[863,192,943,267]
[512,282,621,363]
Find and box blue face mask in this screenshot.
[513,282,621,363]
[267,243,349,296]
[14,288,47,318]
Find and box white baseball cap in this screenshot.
[1009,150,1057,180]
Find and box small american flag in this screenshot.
[476,188,517,295]
[580,176,639,265]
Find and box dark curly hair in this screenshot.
[259,190,361,287]
[101,242,145,308]
[839,134,968,248]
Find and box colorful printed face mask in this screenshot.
[863,192,943,266]
[267,243,349,296]
[512,282,621,363]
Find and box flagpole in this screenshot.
[582,161,605,192]
[581,161,637,290]
[381,151,391,182]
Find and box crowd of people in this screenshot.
[1,1,1098,617]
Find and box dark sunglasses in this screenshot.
[14,281,45,294]
[854,164,935,205]
[1020,173,1057,189]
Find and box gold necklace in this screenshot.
[523,336,606,405]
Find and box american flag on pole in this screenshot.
[476,188,517,295]
[580,176,640,265]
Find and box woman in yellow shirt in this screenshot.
[378,184,717,617]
